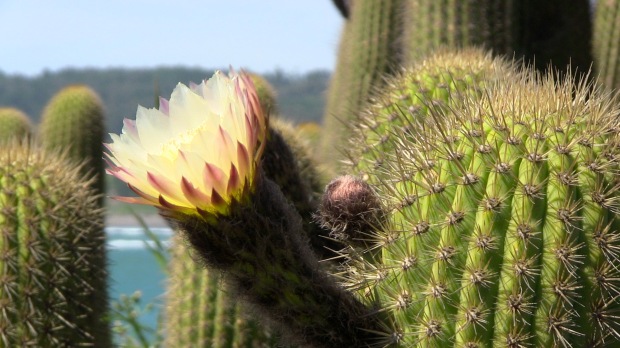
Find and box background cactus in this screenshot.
[0,143,110,347]
[320,0,406,172]
[348,48,516,178]
[0,107,32,144]
[330,50,620,347]
[402,0,592,73]
[593,0,620,92]
[38,85,106,198]
[321,0,593,171]
[164,236,282,347]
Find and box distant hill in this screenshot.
[0,67,331,137]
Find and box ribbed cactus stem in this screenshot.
[320,0,405,171]
[0,143,109,346]
[593,0,620,91]
[403,0,593,74]
[38,85,106,198]
[331,49,620,346]
[165,235,281,347]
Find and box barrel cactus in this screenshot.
[38,85,106,197]
[0,143,109,346]
[336,50,620,347]
[349,48,516,177]
[0,108,32,144]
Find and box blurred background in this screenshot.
[0,0,342,344]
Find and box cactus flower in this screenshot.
[105,71,267,216]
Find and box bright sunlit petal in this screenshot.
[105,70,267,216]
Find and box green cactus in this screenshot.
[402,0,592,73]
[0,142,109,347]
[349,48,516,178]
[320,0,406,173]
[321,0,593,171]
[164,236,282,347]
[0,107,32,144]
[38,85,106,197]
[336,50,620,347]
[593,0,620,91]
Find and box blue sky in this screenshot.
[1,0,343,76]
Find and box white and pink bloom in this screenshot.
[105,71,267,216]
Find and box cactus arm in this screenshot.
[170,176,387,347]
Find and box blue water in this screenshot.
[107,226,172,344]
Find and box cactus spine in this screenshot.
[38,85,106,197]
[350,49,515,177]
[336,50,620,347]
[0,143,109,346]
[0,108,32,144]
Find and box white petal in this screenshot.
[136,106,172,151]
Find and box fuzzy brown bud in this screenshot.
[317,175,384,245]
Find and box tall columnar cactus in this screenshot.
[0,107,32,144]
[335,50,620,346]
[0,143,109,347]
[321,0,593,170]
[165,236,281,347]
[38,85,106,197]
[402,0,592,73]
[320,0,406,172]
[349,48,515,177]
[593,0,620,91]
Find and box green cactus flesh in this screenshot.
[593,0,620,92]
[39,85,106,196]
[0,108,32,144]
[349,49,515,178]
[0,143,109,347]
[344,53,620,347]
[320,0,406,171]
[247,72,279,116]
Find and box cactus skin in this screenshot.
[349,48,515,178]
[593,0,620,91]
[167,174,387,348]
[0,107,32,143]
[403,0,592,74]
[164,236,281,347]
[0,143,109,347]
[333,50,620,347]
[320,0,406,172]
[38,85,106,197]
[321,0,592,171]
